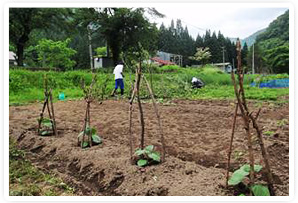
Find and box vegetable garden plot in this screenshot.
[9,99,289,196]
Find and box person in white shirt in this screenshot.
[191,77,204,89]
[111,61,125,97]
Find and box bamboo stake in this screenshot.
[231,40,255,186]
[143,75,166,162]
[226,102,239,187]
[81,103,89,148]
[38,94,50,135]
[136,62,145,150]
[249,114,275,196]
[87,101,92,147]
[49,89,58,136]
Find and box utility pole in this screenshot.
[222,46,225,71]
[252,43,255,74]
[87,23,94,72]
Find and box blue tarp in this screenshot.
[250,78,289,88]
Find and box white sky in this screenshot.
[149,6,288,39]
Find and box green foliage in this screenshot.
[95,46,107,57]
[38,117,53,136]
[134,145,161,167]
[251,185,270,196]
[78,126,102,148]
[189,47,212,65]
[228,164,270,196]
[228,164,263,186]
[35,38,77,70]
[137,159,148,167]
[254,10,289,73]
[9,67,289,105]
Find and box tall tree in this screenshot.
[9,8,72,66]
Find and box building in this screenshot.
[9,51,17,66]
[212,62,235,73]
[93,57,114,68]
[151,51,183,66]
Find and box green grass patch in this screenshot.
[9,66,289,105]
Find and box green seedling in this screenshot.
[135,145,161,167]
[38,118,53,136]
[78,126,102,148]
[228,164,270,196]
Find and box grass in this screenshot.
[9,66,289,105]
[9,137,75,196]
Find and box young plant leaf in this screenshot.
[85,126,91,135]
[251,185,270,196]
[82,141,89,148]
[40,130,51,136]
[148,151,161,162]
[91,127,97,135]
[145,145,154,152]
[228,169,249,186]
[135,149,145,156]
[239,194,246,196]
[92,134,102,144]
[41,118,53,127]
[240,164,263,173]
[137,159,148,167]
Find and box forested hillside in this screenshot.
[250,10,289,73]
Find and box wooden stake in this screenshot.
[136,62,145,150]
[226,102,239,187]
[49,89,58,136]
[249,114,275,196]
[143,75,166,162]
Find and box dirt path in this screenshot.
[9,99,289,196]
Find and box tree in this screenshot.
[253,10,289,73]
[9,8,72,66]
[241,42,248,67]
[189,47,212,65]
[98,8,160,64]
[35,38,77,70]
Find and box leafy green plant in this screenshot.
[38,118,53,136]
[134,145,161,167]
[228,164,270,196]
[78,126,102,148]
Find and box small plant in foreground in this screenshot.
[134,145,161,167]
[228,164,270,196]
[38,118,54,136]
[77,126,102,148]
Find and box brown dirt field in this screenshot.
[9,99,289,196]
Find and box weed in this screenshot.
[9,137,75,196]
[263,131,275,137]
[276,119,288,127]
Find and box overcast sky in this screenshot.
[149,6,288,39]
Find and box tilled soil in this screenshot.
[9,99,289,196]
